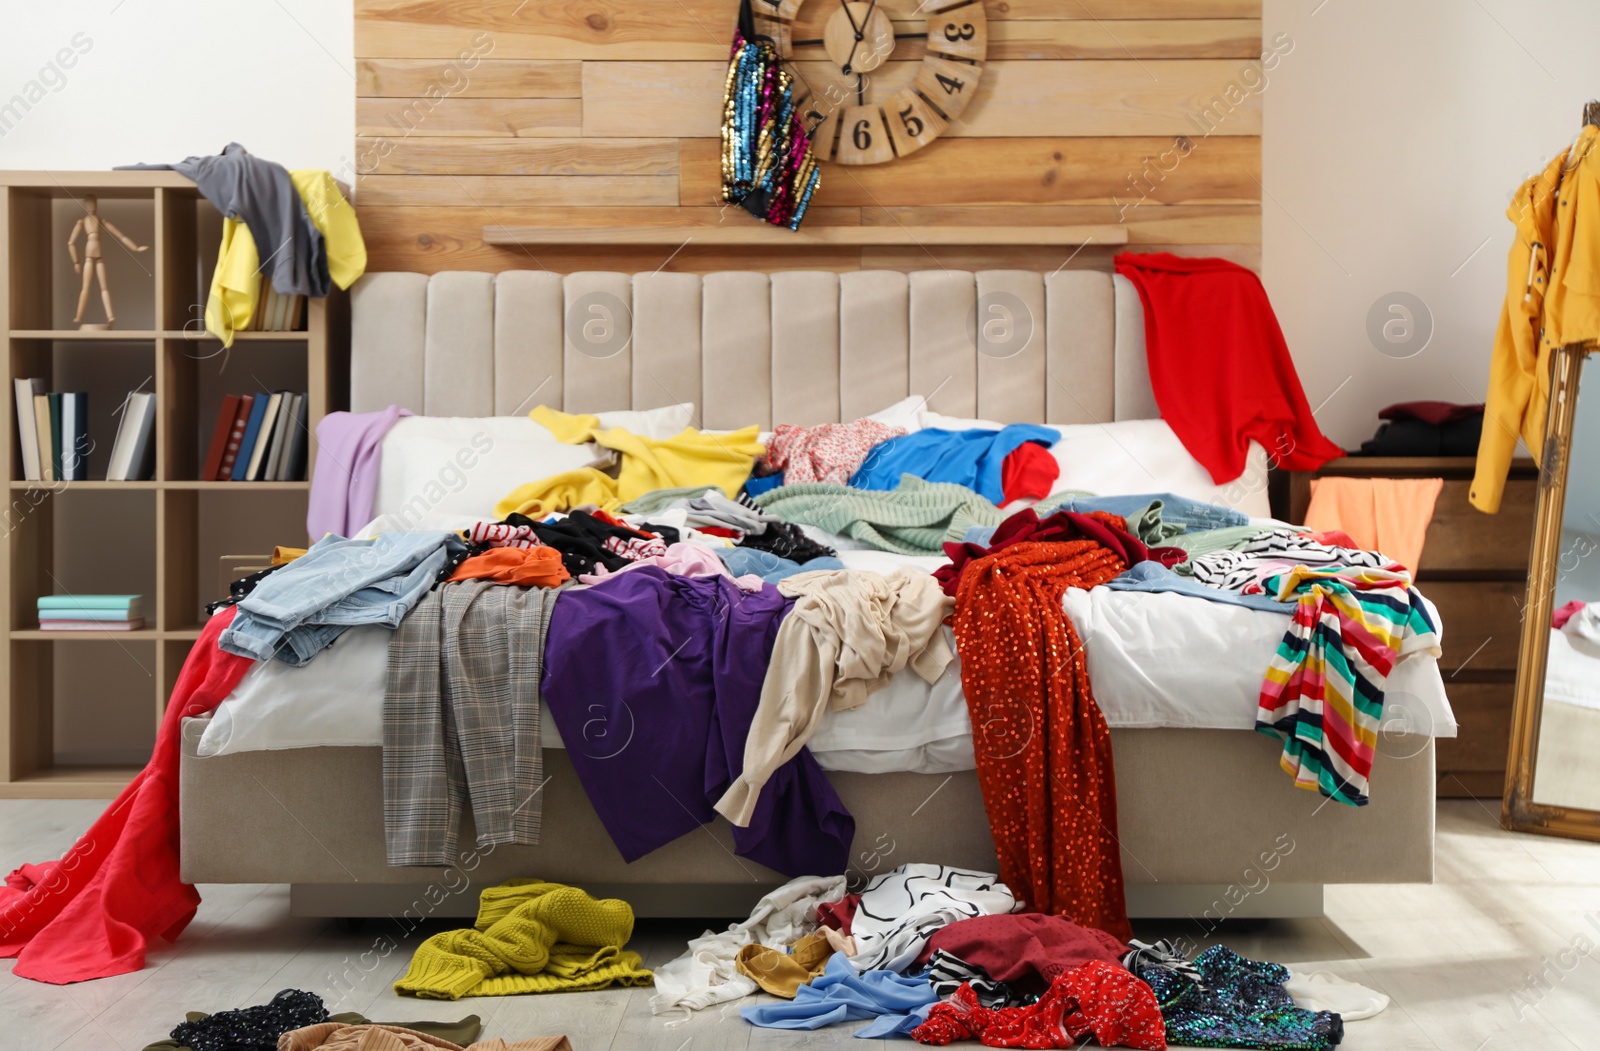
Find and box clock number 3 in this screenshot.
[853,119,873,150]
[943,23,976,41]
[898,105,924,138]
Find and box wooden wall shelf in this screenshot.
[0,170,349,798]
[482,223,1131,248]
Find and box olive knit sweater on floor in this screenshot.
[394,880,653,999]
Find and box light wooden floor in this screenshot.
[2,799,1597,1051]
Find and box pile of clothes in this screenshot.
[649,863,1375,1049]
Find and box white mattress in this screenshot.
[1545,627,1600,711]
[197,550,1456,770]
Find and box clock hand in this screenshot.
[857,73,864,105]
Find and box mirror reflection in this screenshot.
[1532,356,1600,811]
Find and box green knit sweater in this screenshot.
[751,476,1073,555]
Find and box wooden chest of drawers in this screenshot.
[1289,457,1538,799]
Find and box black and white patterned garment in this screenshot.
[1121,938,1205,986]
[847,863,1019,973]
[1186,527,1393,594]
[925,949,1025,1008]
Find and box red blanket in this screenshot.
[0,609,251,983]
[1114,251,1343,482]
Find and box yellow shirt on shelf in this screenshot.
[203,170,367,347]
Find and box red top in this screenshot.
[0,609,252,983]
[1114,252,1343,482]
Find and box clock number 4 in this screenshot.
[935,72,964,95]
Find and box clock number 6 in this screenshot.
[853,119,873,150]
[944,23,976,41]
[898,105,924,138]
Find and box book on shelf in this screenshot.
[230,395,269,481]
[249,279,305,332]
[36,593,144,630]
[18,387,90,484]
[202,393,241,482]
[13,378,44,481]
[105,391,156,482]
[245,392,284,481]
[60,392,88,482]
[38,594,143,614]
[206,391,308,481]
[36,619,146,631]
[216,394,255,480]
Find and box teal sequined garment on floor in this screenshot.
[1134,946,1345,1050]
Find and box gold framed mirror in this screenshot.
[1503,343,1600,840]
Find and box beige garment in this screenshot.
[279,1023,571,1051]
[715,568,954,826]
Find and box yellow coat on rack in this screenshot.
[1472,125,1600,513]
[203,171,367,347]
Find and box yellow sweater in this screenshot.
[394,879,652,999]
[204,170,367,347]
[1472,126,1600,512]
[493,406,765,519]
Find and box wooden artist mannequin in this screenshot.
[67,195,147,328]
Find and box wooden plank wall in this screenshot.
[353,0,1264,274]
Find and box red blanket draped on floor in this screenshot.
[1114,251,1344,483]
[951,539,1133,942]
[0,609,251,984]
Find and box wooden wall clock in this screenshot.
[753,0,988,166]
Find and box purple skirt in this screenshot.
[541,568,854,877]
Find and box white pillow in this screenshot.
[1049,418,1272,518]
[197,624,390,756]
[373,416,607,526]
[593,402,695,439]
[866,396,1003,433]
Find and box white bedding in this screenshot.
[1544,626,1600,711]
[196,550,1456,767]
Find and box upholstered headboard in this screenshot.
[349,270,1158,428]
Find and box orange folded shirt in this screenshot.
[448,546,569,588]
[1303,476,1444,575]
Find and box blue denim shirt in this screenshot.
[220,531,466,665]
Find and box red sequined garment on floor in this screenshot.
[911,961,1167,1048]
[951,539,1133,942]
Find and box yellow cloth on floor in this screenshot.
[1302,476,1444,575]
[734,930,834,998]
[393,879,653,1000]
[493,406,765,519]
[203,170,367,347]
[272,545,307,565]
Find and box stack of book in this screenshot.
[202,391,309,482]
[246,282,305,332]
[37,594,144,631]
[12,379,91,483]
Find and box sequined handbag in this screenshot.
[720,0,822,230]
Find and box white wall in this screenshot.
[1262,0,1600,448]
[4,0,1597,451]
[0,0,353,177]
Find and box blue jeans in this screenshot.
[220,531,466,665]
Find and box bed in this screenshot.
[179,268,1452,920]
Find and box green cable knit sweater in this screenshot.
[394,879,653,999]
[751,476,1073,555]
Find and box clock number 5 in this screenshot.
[943,23,976,41]
[898,105,924,139]
[853,119,873,150]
